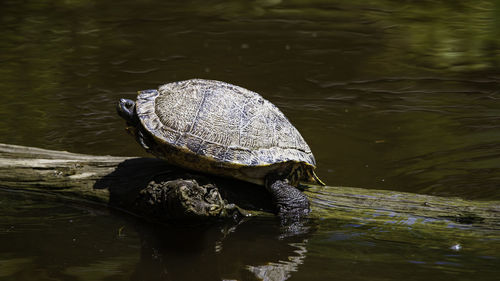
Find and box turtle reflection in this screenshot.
[131,218,313,281]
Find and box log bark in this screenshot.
[0,143,499,234]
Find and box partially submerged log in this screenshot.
[0,143,499,234]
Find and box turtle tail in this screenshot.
[303,166,325,186]
[312,171,326,186]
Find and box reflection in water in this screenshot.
[132,218,311,281]
[0,190,312,281]
[1,191,498,281]
[246,241,307,281]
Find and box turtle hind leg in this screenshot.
[265,175,310,219]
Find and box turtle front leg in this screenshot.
[265,176,310,219]
[136,129,151,151]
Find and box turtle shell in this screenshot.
[135,79,317,185]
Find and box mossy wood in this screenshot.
[0,143,498,235]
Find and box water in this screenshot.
[1,191,498,281]
[0,0,499,280]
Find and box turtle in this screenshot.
[117,79,324,218]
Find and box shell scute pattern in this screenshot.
[137,79,315,167]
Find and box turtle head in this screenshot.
[117,98,154,151]
[117,98,139,126]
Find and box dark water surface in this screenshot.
[1,0,499,280]
[1,190,499,281]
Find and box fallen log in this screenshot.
[0,143,499,234]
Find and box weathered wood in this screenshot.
[0,143,499,234]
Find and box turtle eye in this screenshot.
[120,99,134,109]
[125,100,134,108]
